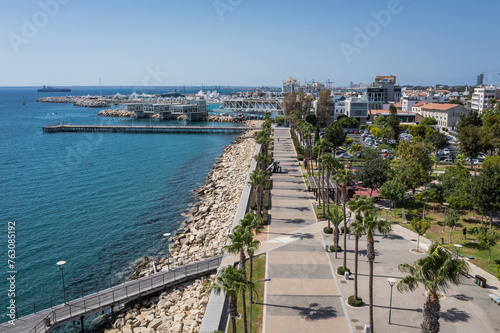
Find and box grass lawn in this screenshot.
[228,254,267,333]
[386,201,500,277]
[314,203,342,221]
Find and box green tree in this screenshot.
[374,115,387,127]
[426,130,448,152]
[379,178,408,217]
[253,152,269,171]
[209,266,251,333]
[449,99,464,106]
[477,229,500,263]
[364,213,391,332]
[274,115,285,124]
[326,209,343,259]
[387,104,401,141]
[248,169,269,217]
[316,89,332,126]
[348,196,376,302]
[356,156,388,196]
[458,125,484,170]
[333,169,354,270]
[410,217,431,252]
[239,213,263,282]
[282,92,299,121]
[325,123,347,155]
[305,114,318,127]
[458,110,482,128]
[224,226,254,333]
[397,244,469,333]
[337,117,360,128]
[420,117,438,126]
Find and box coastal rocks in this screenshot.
[98,109,135,117]
[74,99,110,108]
[206,115,244,123]
[105,277,213,333]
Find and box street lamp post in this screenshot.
[454,244,462,259]
[387,278,397,324]
[384,207,390,221]
[443,203,449,232]
[358,181,363,197]
[249,278,271,333]
[57,261,67,304]
[422,201,426,220]
[163,233,171,270]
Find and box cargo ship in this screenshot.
[38,85,71,92]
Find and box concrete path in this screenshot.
[262,128,352,333]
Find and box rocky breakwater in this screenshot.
[206,114,244,123]
[98,109,135,117]
[129,128,257,280]
[105,276,213,333]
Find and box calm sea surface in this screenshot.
[0,86,245,320]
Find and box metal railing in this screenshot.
[4,256,222,333]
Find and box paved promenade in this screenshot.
[262,128,352,333]
[259,127,500,333]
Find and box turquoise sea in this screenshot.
[0,86,247,322]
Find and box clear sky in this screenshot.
[1,0,499,87]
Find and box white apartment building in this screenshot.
[345,95,369,122]
[282,76,301,94]
[471,86,500,112]
[401,94,449,112]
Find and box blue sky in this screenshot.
[1,0,499,87]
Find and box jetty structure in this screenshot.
[42,124,257,134]
[221,98,283,118]
[126,100,208,120]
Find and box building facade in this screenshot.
[413,103,469,128]
[366,76,402,103]
[345,95,369,123]
[471,86,500,113]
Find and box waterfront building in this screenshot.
[412,103,469,128]
[471,86,500,113]
[366,75,402,103]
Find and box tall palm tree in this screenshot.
[248,169,269,217]
[347,195,376,303]
[397,243,469,333]
[333,168,354,270]
[254,152,269,171]
[224,226,254,333]
[326,209,343,259]
[321,153,340,223]
[239,213,264,283]
[209,265,250,333]
[363,212,391,333]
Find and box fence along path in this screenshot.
[0,255,223,333]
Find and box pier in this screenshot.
[0,256,223,333]
[42,124,257,134]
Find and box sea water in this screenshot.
[0,86,243,321]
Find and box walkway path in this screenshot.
[262,128,352,333]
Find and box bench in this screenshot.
[489,294,500,305]
[475,274,487,288]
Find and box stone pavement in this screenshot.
[259,127,500,333]
[262,128,352,333]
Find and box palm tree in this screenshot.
[239,213,264,283]
[321,152,340,224]
[333,168,354,270]
[254,152,269,171]
[209,265,250,333]
[326,209,343,259]
[363,212,391,333]
[248,169,269,217]
[397,243,469,333]
[224,227,253,333]
[347,195,376,303]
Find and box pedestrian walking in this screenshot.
[462,227,467,240]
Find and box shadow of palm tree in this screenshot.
[440,307,471,323]
[291,233,314,240]
[452,294,473,301]
[295,302,337,320]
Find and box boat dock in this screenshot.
[42,124,257,134]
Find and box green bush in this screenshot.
[329,245,342,252]
[323,227,333,234]
[348,296,363,307]
[341,226,350,234]
[496,265,500,281]
[359,125,366,130]
[337,266,351,275]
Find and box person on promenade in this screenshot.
[462,227,467,240]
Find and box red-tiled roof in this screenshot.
[420,103,457,111]
[412,102,426,107]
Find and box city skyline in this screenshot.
[1,0,499,87]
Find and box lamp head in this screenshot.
[387,278,397,286]
[57,261,66,267]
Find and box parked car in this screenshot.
[473,159,483,165]
[442,158,454,163]
[354,130,359,134]
[339,153,353,159]
[335,149,346,156]
[380,149,390,153]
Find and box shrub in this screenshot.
[359,125,366,130]
[337,266,351,275]
[329,245,342,252]
[341,226,350,234]
[323,227,333,234]
[348,296,364,307]
[496,265,500,281]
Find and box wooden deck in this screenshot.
[42,124,257,134]
[0,256,223,333]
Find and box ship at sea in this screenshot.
[37,85,71,92]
